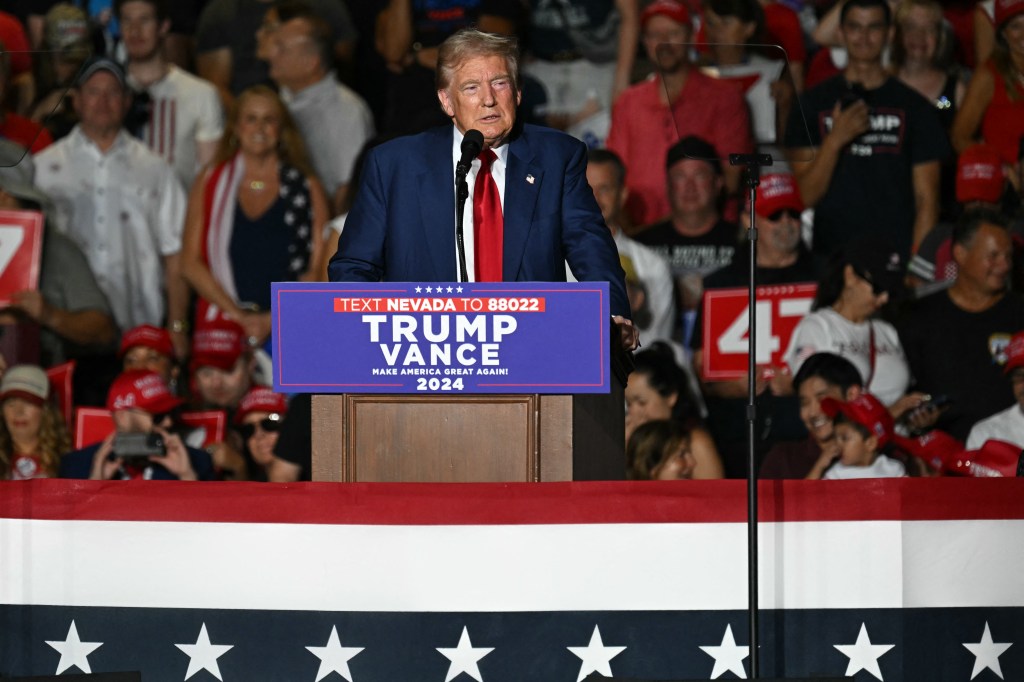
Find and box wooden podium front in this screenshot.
[311,387,626,482]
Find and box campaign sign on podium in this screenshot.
[272,281,611,393]
[0,209,44,307]
[702,283,817,380]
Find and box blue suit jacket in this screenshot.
[328,124,630,318]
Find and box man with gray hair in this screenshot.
[266,7,373,215]
[329,28,636,349]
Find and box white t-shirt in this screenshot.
[824,454,907,479]
[131,65,224,188]
[784,307,910,406]
[966,403,1024,449]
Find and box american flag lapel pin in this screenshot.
[526,174,535,184]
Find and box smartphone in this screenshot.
[840,82,867,109]
[112,432,166,463]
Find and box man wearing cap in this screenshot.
[898,208,1024,440]
[59,369,214,480]
[908,144,1022,291]
[116,0,224,189]
[783,0,949,260]
[634,135,741,351]
[606,0,753,227]
[0,139,118,375]
[966,330,1024,449]
[120,324,178,388]
[190,318,257,414]
[692,172,817,475]
[33,56,189,355]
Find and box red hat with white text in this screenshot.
[107,370,183,414]
[754,173,804,218]
[191,319,247,372]
[119,324,174,358]
[1002,331,1024,374]
[234,387,289,424]
[956,145,1005,204]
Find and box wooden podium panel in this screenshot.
[311,389,624,482]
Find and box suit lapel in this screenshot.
[417,127,458,280]
[503,133,542,280]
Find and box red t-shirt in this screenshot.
[0,11,32,77]
[0,113,53,153]
[606,71,754,226]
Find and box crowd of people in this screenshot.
[0,0,1022,482]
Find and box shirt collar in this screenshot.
[281,73,336,106]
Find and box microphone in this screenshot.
[456,129,484,177]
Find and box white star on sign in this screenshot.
[567,625,626,682]
[834,623,894,681]
[456,286,464,293]
[699,624,749,679]
[415,286,423,293]
[175,623,234,681]
[436,626,494,682]
[426,286,434,293]
[306,625,364,682]
[963,622,1013,680]
[45,620,103,674]
[447,286,454,293]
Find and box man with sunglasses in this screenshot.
[691,173,819,476]
[59,370,215,481]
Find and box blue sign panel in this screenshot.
[272,282,610,394]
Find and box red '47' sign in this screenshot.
[702,283,817,380]
[0,209,43,307]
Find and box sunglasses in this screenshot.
[852,267,887,297]
[767,208,802,222]
[238,416,283,439]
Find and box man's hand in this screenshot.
[151,427,198,481]
[89,433,121,481]
[827,100,870,150]
[613,315,640,352]
[9,289,48,322]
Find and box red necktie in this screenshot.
[473,149,503,282]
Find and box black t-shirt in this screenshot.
[783,75,951,259]
[635,218,740,281]
[273,392,312,480]
[897,291,1024,440]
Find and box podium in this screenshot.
[277,282,631,482]
[310,319,632,481]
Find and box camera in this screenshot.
[112,432,166,463]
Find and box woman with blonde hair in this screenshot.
[0,365,71,480]
[181,84,328,345]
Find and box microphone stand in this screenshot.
[455,169,470,283]
[729,151,772,679]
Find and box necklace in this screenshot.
[248,180,267,191]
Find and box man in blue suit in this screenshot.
[328,28,638,350]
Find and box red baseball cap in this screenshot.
[641,0,691,28]
[755,173,804,218]
[995,0,1024,29]
[946,439,1021,477]
[107,369,184,414]
[820,393,894,446]
[191,318,247,372]
[119,324,174,358]
[892,429,963,473]
[1003,331,1024,374]
[234,387,289,424]
[956,144,1004,204]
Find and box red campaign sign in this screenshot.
[74,407,114,449]
[179,410,226,448]
[45,360,75,430]
[702,283,817,381]
[0,209,44,307]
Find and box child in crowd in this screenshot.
[812,394,910,479]
[626,419,697,480]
